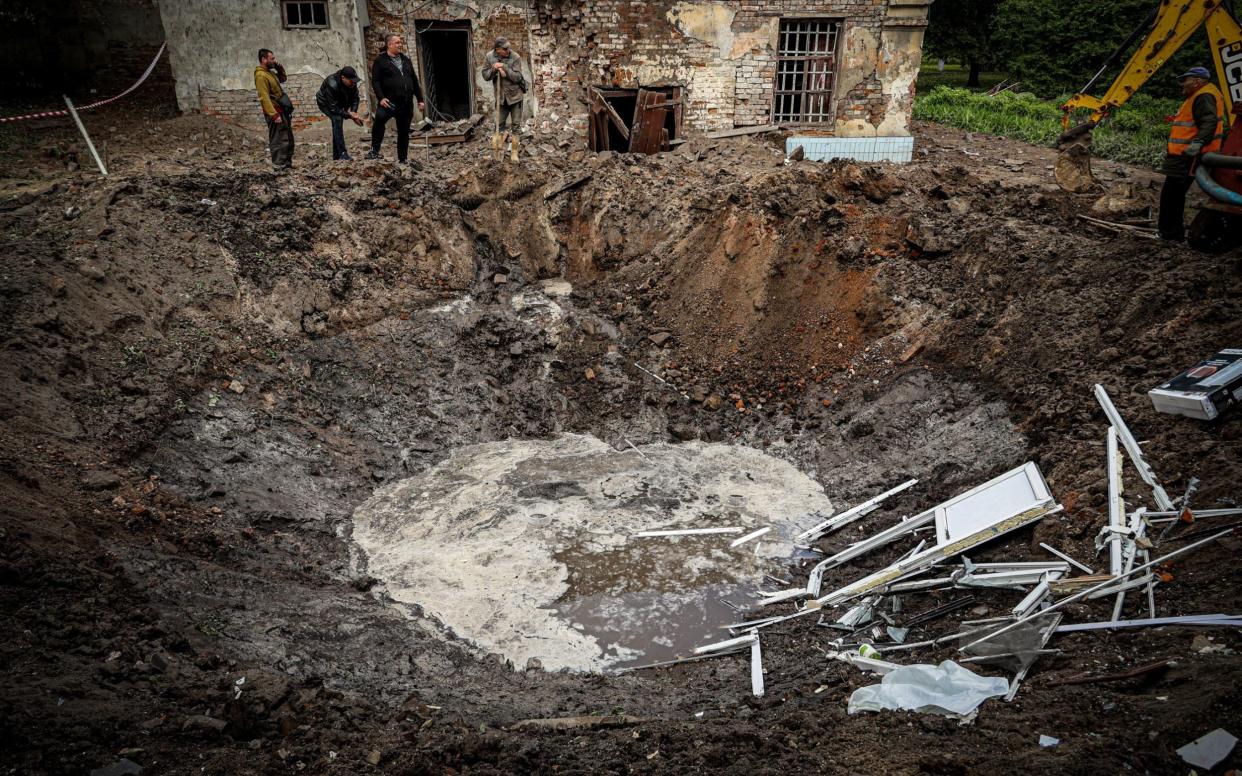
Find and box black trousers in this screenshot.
[371,100,413,161]
[327,114,348,159]
[1158,174,1194,240]
[265,115,294,169]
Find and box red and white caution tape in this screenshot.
[0,43,167,124]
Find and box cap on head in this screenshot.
[339,66,359,81]
[494,36,510,50]
[1175,66,1212,81]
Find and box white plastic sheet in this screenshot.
[847,660,1010,718]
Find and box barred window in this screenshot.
[283,1,329,29]
[773,19,840,124]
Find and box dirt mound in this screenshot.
[1,115,1240,774]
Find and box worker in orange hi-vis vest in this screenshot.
[1158,67,1224,241]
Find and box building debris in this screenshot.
[900,597,977,628]
[750,634,765,698]
[797,478,918,542]
[1053,614,1242,633]
[815,463,1061,607]
[1046,658,1173,686]
[510,715,647,731]
[1146,507,1242,522]
[731,527,771,548]
[676,381,1237,714]
[834,651,902,675]
[413,114,486,146]
[1148,348,1242,420]
[1038,543,1094,574]
[834,596,880,629]
[1176,729,1238,771]
[693,633,758,656]
[961,530,1234,651]
[544,173,593,201]
[846,660,1010,719]
[1012,578,1051,617]
[705,124,783,139]
[1094,385,1175,510]
[634,527,743,538]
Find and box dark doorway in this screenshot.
[415,20,473,122]
[588,86,683,154]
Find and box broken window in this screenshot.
[283,1,329,29]
[773,18,840,124]
[588,86,683,155]
[415,20,474,121]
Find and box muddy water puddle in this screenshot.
[551,536,817,668]
[351,434,832,672]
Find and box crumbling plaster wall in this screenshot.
[163,0,928,136]
[527,0,931,137]
[366,1,928,138]
[158,0,371,127]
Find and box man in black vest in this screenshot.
[367,33,425,162]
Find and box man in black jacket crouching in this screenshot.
[316,66,363,160]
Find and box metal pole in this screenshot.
[63,96,107,176]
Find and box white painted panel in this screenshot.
[932,462,1052,544]
[788,136,914,163]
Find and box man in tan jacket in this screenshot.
[482,37,527,134]
[254,48,294,169]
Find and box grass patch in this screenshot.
[914,85,1179,169]
[916,64,1008,93]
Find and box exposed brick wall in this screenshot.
[839,71,887,126]
[200,73,326,130]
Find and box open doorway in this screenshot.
[588,85,683,154]
[414,20,473,122]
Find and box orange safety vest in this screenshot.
[1167,83,1224,156]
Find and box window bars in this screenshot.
[283,1,329,29]
[774,19,840,124]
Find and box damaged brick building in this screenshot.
[155,0,932,157]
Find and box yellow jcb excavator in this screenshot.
[1056,0,1242,251]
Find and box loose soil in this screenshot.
[1,108,1240,775]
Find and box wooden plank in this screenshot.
[588,99,602,152]
[1046,658,1173,687]
[600,97,631,141]
[672,86,684,139]
[510,715,646,731]
[544,173,593,200]
[411,132,469,146]
[631,89,668,154]
[705,124,783,139]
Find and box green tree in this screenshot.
[923,0,1003,87]
[993,0,1210,99]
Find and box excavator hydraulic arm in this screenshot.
[1060,0,1241,129]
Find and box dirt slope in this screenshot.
[1,113,1239,775]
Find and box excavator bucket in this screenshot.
[1055,140,1097,193]
[1054,121,1098,193]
